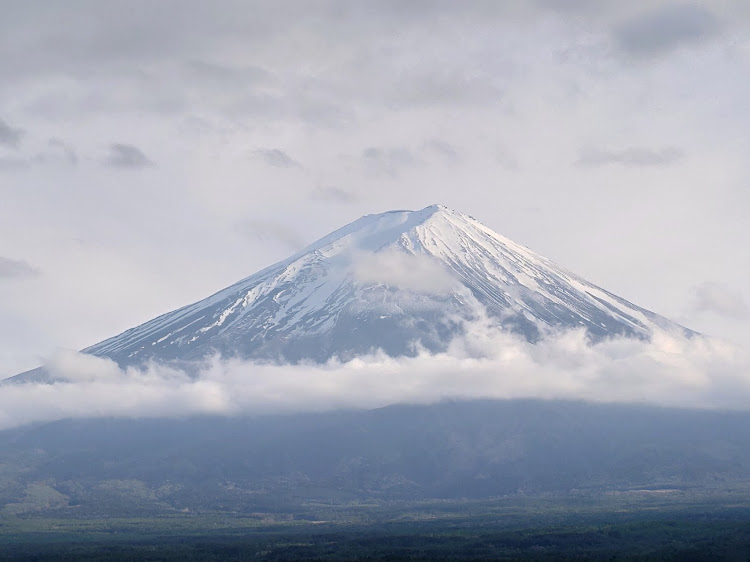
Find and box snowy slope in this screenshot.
[78,204,690,367]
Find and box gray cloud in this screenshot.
[252,148,300,169]
[0,2,727,128]
[614,4,721,57]
[576,146,684,167]
[0,257,40,280]
[497,148,521,171]
[0,156,28,171]
[0,2,528,84]
[387,67,504,107]
[691,282,749,320]
[423,139,459,162]
[311,185,358,204]
[104,143,154,169]
[0,118,23,148]
[362,146,416,177]
[536,0,603,13]
[236,219,304,250]
[48,138,78,165]
[0,139,77,170]
[186,60,271,88]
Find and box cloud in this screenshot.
[353,250,463,294]
[423,139,459,162]
[236,219,304,250]
[362,147,416,177]
[252,148,300,168]
[0,156,28,171]
[186,60,270,88]
[0,118,23,148]
[0,257,40,279]
[310,186,357,204]
[0,138,77,170]
[496,148,520,171]
[691,282,749,319]
[48,138,78,165]
[104,143,154,169]
[576,146,684,167]
[2,327,750,431]
[614,4,721,57]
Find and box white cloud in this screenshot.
[353,249,460,294]
[1,327,750,431]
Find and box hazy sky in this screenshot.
[2,1,750,377]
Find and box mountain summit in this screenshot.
[74,204,687,367]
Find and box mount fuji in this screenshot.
[12,204,691,381]
[82,204,689,366]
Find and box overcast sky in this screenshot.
[2,1,750,377]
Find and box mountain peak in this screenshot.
[291,204,455,260]
[423,203,450,213]
[8,204,681,373]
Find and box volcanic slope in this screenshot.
[71,204,689,368]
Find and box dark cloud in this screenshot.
[576,146,684,167]
[0,118,24,148]
[614,4,720,57]
[236,219,304,250]
[691,282,749,320]
[104,143,154,169]
[252,148,300,169]
[0,257,40,280]
[362,146,416,177]
[311,186,358,204]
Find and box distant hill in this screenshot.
[1,400,749,515]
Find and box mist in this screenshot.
[2,324,749,431]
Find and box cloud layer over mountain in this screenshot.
[2,327,748,431]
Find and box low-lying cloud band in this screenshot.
[1,326,749,431]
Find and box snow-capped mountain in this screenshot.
[75,204,689,367]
